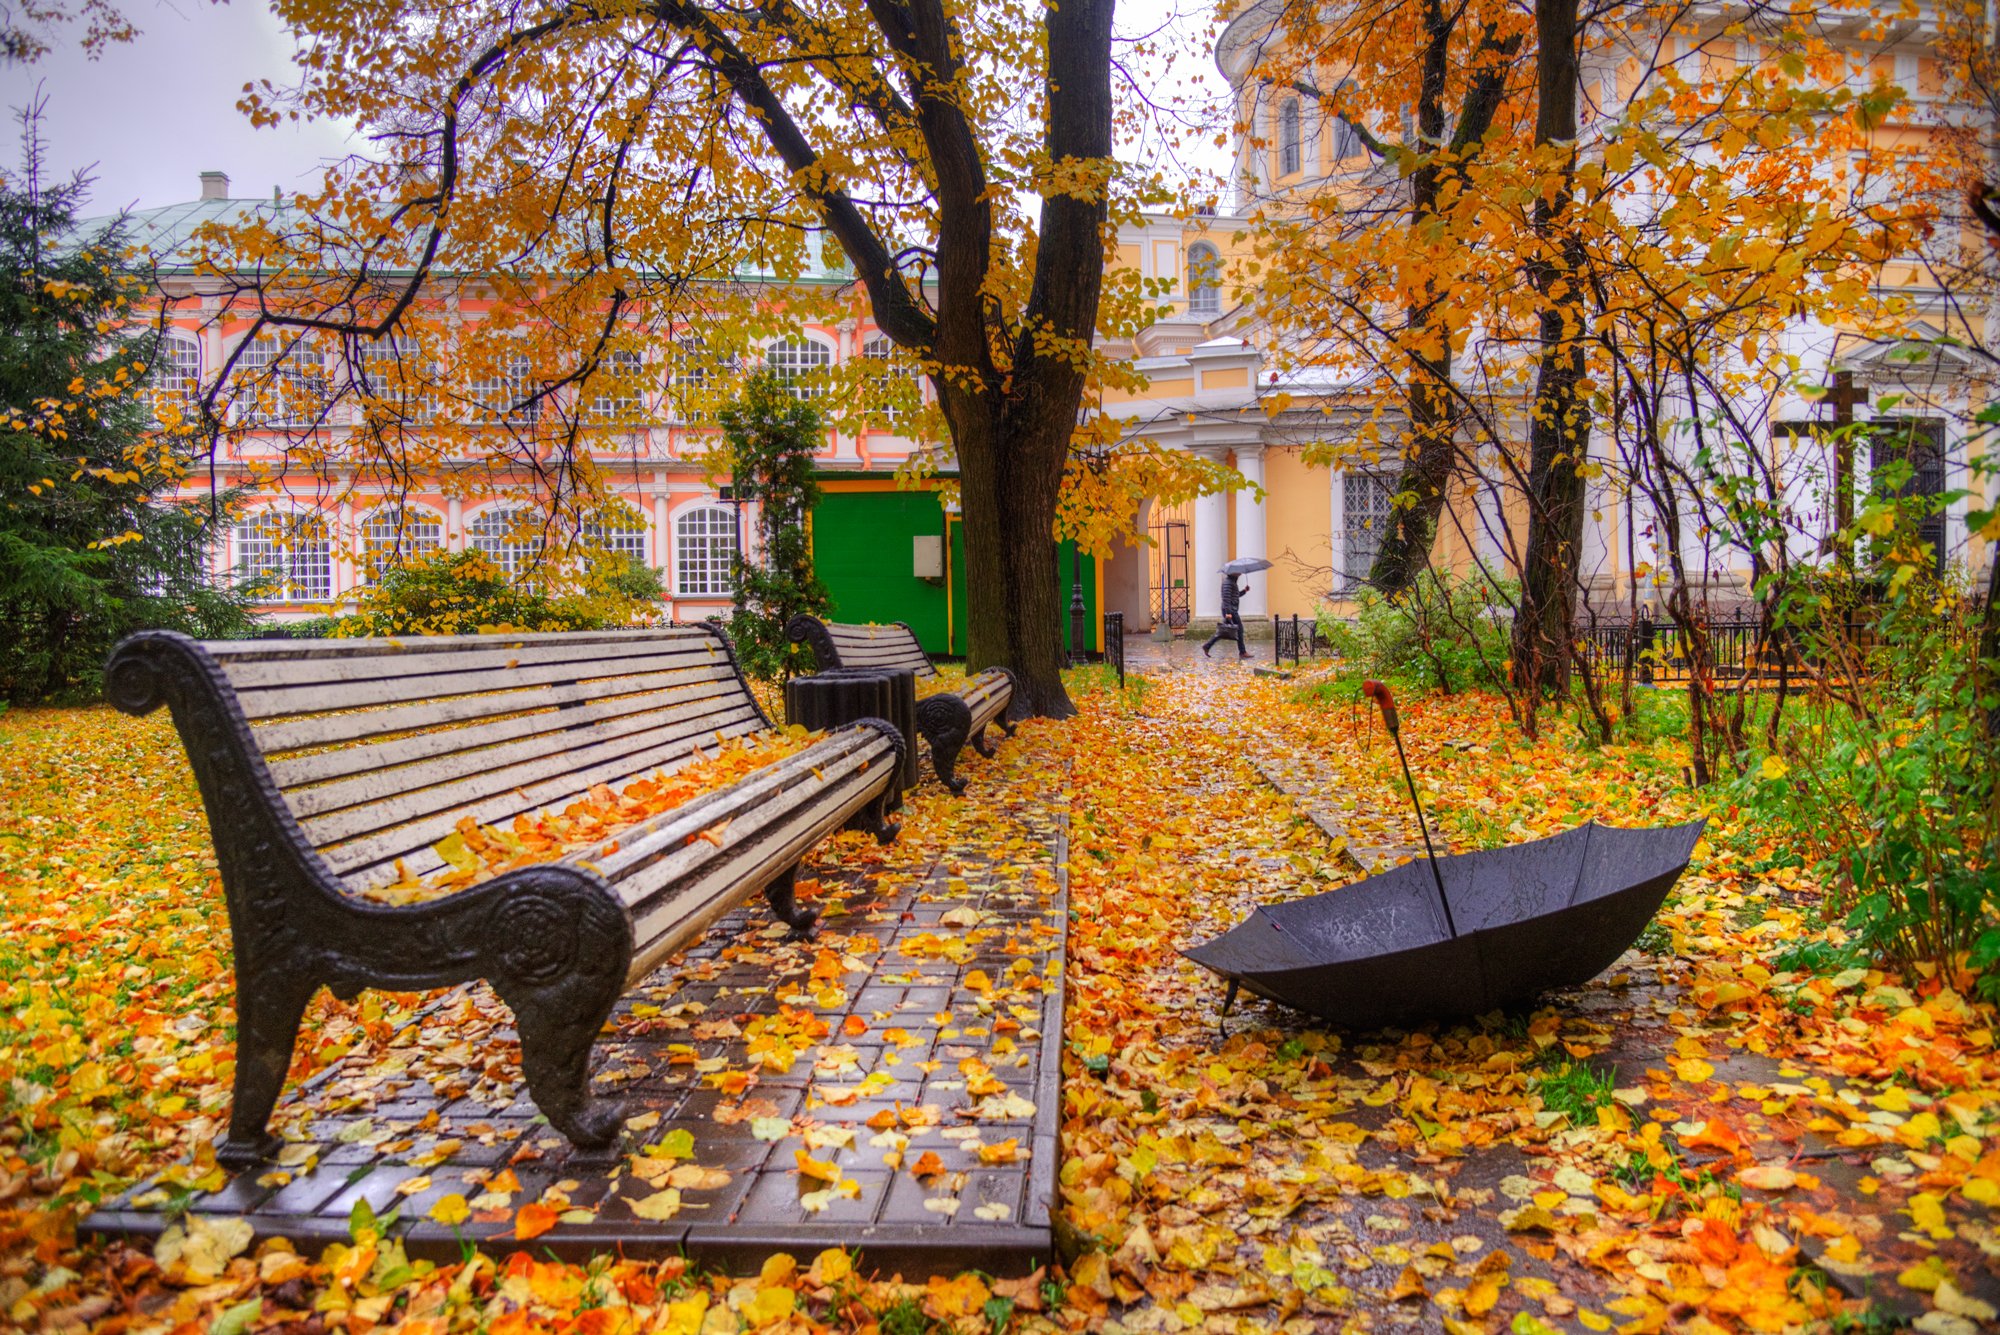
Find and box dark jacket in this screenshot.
[1219,574,1243,621]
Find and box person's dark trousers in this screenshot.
[1202,615,1248,657]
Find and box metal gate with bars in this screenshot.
[1149,519,1190,629]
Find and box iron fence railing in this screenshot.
[1273,613,1328,667]
[1568,612,1910,685]
[1104,611,1126,689]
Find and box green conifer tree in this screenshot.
[721,372,829,679]
[0,108,250,702]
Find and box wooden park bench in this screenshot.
[785,615,1014,794]
[104,625,903,1170]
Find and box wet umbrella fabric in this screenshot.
[1220,557,1275,576]
[1183,819,1705,1030]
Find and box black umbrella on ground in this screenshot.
[1184,681,1704,1029]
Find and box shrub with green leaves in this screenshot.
[1317,570,1514,695]
[329,549,661,637]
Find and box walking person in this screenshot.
[1203,571,1250,658]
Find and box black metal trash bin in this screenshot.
[785,668,920,796]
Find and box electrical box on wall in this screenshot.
[913,534,944,582]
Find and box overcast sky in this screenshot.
[0,0,1232,216]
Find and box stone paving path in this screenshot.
[1107,638,2000,1328]
[89,773,1070,1280]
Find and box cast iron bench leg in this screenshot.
[970,723,996,759]
[219,970,320,1171]
[764,864,819,940]
[993,667,1020,736]
[916,694,973,796]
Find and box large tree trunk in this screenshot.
[1509,0,1590,704]
[1369,10,1522,595]
[949,394,1075,718]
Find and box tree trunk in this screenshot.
[1369,10,1520,596]
[1510,0,1589,701]
[950,394,1076,718]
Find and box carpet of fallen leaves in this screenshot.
[3,658,1999,1334]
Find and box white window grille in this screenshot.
[235,510,333,603]
[765,337,833,400]
[861,333,914,429]
[360,504,443,579]
[589,349,646,423]
[669,339,739,422]
[1279,99,1302,176]
[467,506,545,580]
[1187,243,1222,316]
[354,335,437,424]
[156,330,201,396]
[469,347,539,424]
[1331,117,1361,163]
[234,335,327,426]
[1341,470,1399,590]
[581,515,650,563]
[675,506,738,596]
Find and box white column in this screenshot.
[1233,445,1267,615]
[335,499,355,595]
[652,493,671,568]
[1192,450,1228,617]
[445,496,463,551]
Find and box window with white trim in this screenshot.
[1187,243,1222,316]
[1279,99,1302,176]
[469,346,539,424]
[360,504,443,579]
[234,336,327,426]
[1341,470,1399,590]
[235,510,333,603]
[765,336,833,400]
[354,335,437,424]
[669,338,739,422]
[581,514,650,563]
[156,330,201,396]
[675,506,737,596]
[589,349,646,423]
[861,333,916,430]
[467,506,545,580]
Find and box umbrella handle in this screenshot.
[1362,679,1400,736]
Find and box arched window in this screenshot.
[861,333,915,430]
[669,337,740,422]
[467,506,545,580]
[675,506,738,597]
[580,512,650,564]
[360,504,443,579]
[234,335,326,426]
[353,335,437,424]
[765,336,833,400]
[1187,243,1222,316]
[1278,99,1302,176]
[235,510,333,603]
[468,344,539,424]
[589,349,647,423]
[156,330,201,396]
[1331,117,1361,164]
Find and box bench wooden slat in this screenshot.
[311,707,766,874]
[283,686,757,819]
[267,674,746,789]
[235,644,731,721]
[220,632,720,692]
[251,662,745,754]
[197,627,690,660]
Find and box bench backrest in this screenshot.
[802,619,937,677]
[199,625,770,892]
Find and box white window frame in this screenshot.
[468,345,540,425]
[353,334,438,425]
[235,508,334,603]
[466,505,546,581]
[156,329,201,397]
[589,348,647,424]
[1187,243,1222,316]
[359,504,444,580]
[765,335,834,400]
[1278,99,1302,176]
[674,505,738,597]
[234,335,327,427]
[1337,468,1399,592]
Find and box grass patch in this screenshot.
[1529,1053,1615,1123]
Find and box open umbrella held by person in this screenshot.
[1203,557,1273,659]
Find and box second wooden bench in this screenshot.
[786,615,1015,794]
